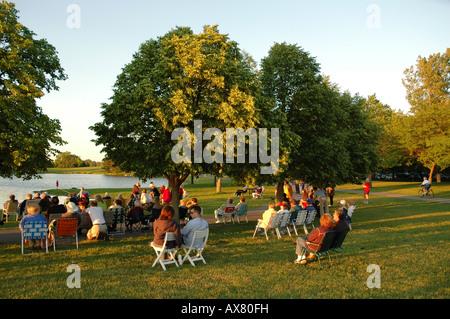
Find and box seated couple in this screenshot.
[151,205,208,251]
[214,197,247,223]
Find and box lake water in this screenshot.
[0,174,168,205]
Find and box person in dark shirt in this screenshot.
[294,213,334,264]
[45,196,67,221]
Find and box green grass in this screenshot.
[1,181,449,299]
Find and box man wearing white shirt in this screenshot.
[420,177,432,194]
[182,205,208,248]
[86,200,108,240]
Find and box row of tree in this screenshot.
[52,152,101,168]
[91,27,449,216]
[90,25,383,215]
[1,1,448,218]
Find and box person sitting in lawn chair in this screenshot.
[214,198,235,223]
[294,213,334,265]
[126,201,145,231]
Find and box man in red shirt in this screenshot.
[363,179,370,204]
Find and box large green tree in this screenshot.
[402,49,450,181]
[54,152,83,168]
[0,1,67,179]
[363,94,409,172]
[259,42,379,203]
[91,25,260,218]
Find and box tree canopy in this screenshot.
[258,42,379,202]
[91,25,261,217]
[0,1,67,179]
[92,30,384,210]
[401,48,450,180]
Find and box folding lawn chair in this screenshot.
[235,205,248,223]
[329,228,349,262]
[3,202,19,222]
[303,209,317,234]
[221,206,235,224]
[300,230,336,269]
[52,217,79,252]
[150,232,180,271]
[291,210,307,236]
[21,221,49,255]
[276,211,291,238]
[181,228,209,267]
[253,213,281,240]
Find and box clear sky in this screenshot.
[11,0,450,162]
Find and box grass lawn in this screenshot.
[0,180,449,299]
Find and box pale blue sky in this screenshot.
[11,0,450,162]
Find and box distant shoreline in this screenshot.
[40,167,128,176]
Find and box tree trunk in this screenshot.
[166,173,189,221]
[216,177,222,193]
[216,164,223,193]
[275,181,284,206]
[428,163,436,183]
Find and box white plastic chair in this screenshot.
[181,228,209,267]
[304,209,317,234]
[275,211,291,238]
[3,202,19,222]
[150,232,179,271]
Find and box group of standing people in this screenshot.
[130,182,189,208]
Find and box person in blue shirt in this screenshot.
[181,205,209,248]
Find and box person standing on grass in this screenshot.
[346,200,356,230]
[313,187,329,216]
[327,185,335,206]
[363,179,370,204]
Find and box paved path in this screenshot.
[337,189,450,203]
